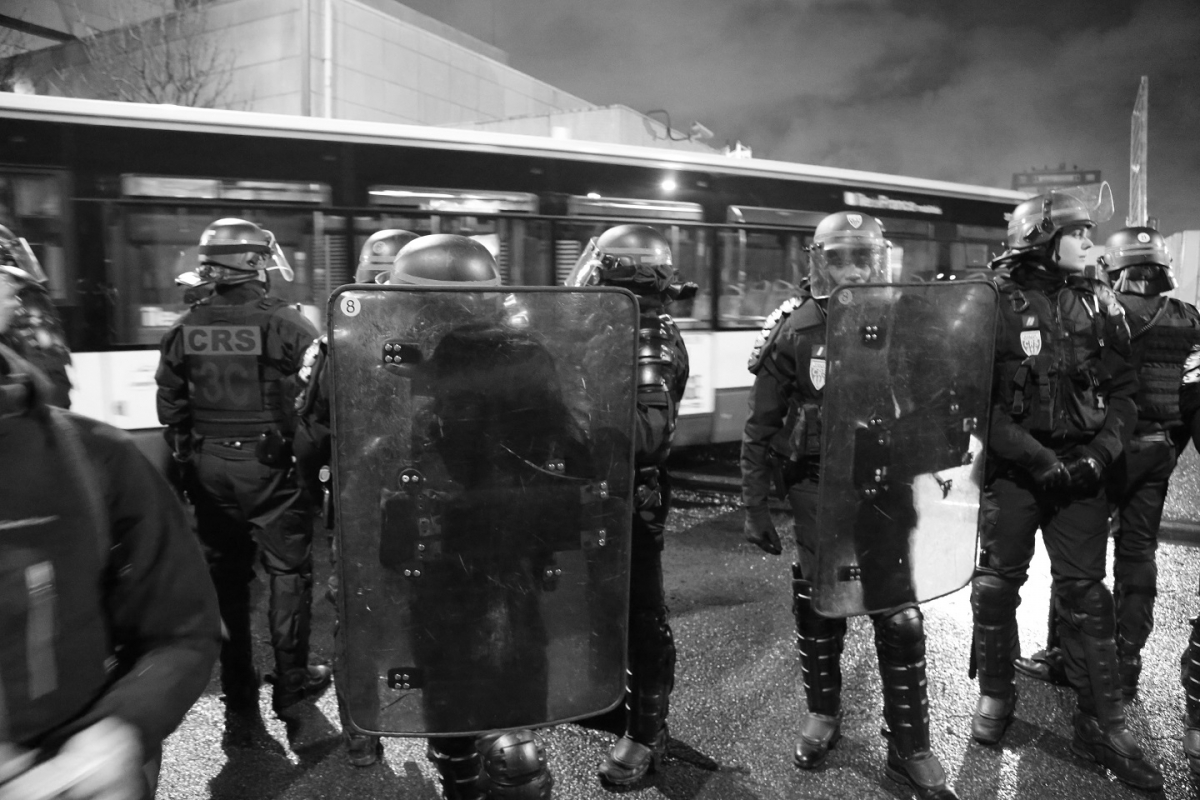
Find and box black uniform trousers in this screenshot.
[1108,436,1177,651]
[191,439,315,679]
[980,472,1110,589]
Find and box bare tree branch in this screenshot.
[49,0,235,108]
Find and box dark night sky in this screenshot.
[398,0,1200,237]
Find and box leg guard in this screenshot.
[427,736,485,800]
[792,566,846,768]
[1113,558,1157,697]
[477,730,552,800]
[970,573,1020,744]
[1185,616,1200,774]
[793,566,846,716]
[874,608,957,800]
[873,607,930,759]
[598,608,674,785]
[625,608,676,746]
[1057,579,1163,791]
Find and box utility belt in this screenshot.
[194,429,293,468]
[1133,431,1171,444]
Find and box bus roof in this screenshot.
[0,92,1029,205]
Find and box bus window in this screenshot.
[889,237,938,282]
[716,229,806,328]
[665,225,710,329]
[113,207,326,345]
[950,240,1002,271]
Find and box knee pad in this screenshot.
[1057,579,1114,638]
[479,730,552,800]
[872,606,925,664]
[971,573,1021,626]
[792,573,848,641]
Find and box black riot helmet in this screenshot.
[387,234,501,286]
[566,224,696,306]
[807,211,889,299]
[357,229,419,284]
[197,218,295,286]
[1004,192,1093,253]
[0,224,48,285]
[1101,226,1176,296]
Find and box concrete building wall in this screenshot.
[6,0,590,125]
[3,0,716,152]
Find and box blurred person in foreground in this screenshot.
[0,224,72,408]
[0,337,220,799]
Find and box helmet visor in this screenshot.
[0,236,48,284]
[809,244,887,298]
[566,238,604,287]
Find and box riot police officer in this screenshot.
[568,223,691,785]
[155,218,330,720]
[0,223,72,407]
[970,195,1162,790]
[355,228,419,284]
[1017,226,1200,698]
[297,235,558,800]
[741,211,959,800]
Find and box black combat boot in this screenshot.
[970,575,1020,745]
[1181,617,1200,774]
[598,609,675,785]
[270,662,333,714]
[792,570,846,769]
[875,607,958,800]
[1013,593,1068,686]
[1058,581,1163,791]
[427,736,485,800]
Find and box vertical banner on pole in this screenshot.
[1128,76,1149,227]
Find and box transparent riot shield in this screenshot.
[813,281,998,617]
[328,285,638,736]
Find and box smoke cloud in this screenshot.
[405,0,1200,235]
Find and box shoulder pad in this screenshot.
[747,296,803,374]
[256,296,289,312]
[297,334,327,386]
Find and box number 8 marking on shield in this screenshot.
[340,295,361,317]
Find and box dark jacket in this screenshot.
[1118,293,1200,446]
[988,264,1138,476]
[740,289,826,513]
[155,281,316,438]
[0,344,221,757]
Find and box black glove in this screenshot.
[1031,459,1070,491]
[744,506,782,555]
[1064,455,1104,494]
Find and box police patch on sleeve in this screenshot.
[298,334,326,386]
[747,297,801,374]
[1184,345,1200,385]
[808,345,826,390]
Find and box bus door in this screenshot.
[365,187,543,285]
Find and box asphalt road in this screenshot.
[158,484,1200,800]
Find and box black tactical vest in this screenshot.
[994,275,1115,442]
[181,296,291,436]
[1124,295,1200,430]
